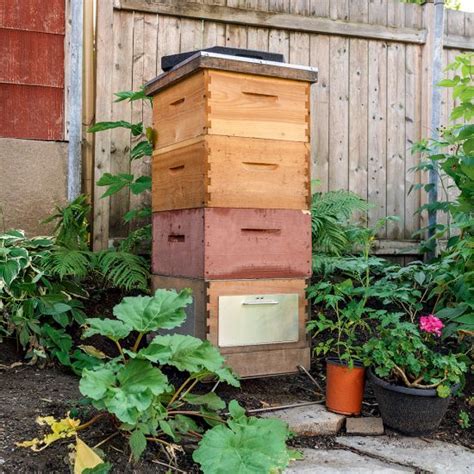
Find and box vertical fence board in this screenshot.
[93,0,114,250]
[404,44,421,239]
[349,0,369,23]
[369,0,387,26]
[180,18,203,51]
[386,42,406,238]
[310,34,329,190]
[203,21,226,48]
[328,36,349,191]
[109,11,133,238]
[310,0,329,18]
[349,38,368,208]
[368,40,387,235]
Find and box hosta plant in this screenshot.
[79,289,240,461]
[0,230,93,369]
[362,313,467,397]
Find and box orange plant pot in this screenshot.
[326,357,366,416]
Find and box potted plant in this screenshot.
[363,313,468,435]
[308,278,370,415]
[308,220,392,416]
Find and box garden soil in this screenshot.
[0,329,472,472]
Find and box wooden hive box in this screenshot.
[152,275,310,378]
[152,208,312,279]
[145,52,317,212]
[152,136,311,212]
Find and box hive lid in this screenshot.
[145,51,318,96]
[161,47,285,72]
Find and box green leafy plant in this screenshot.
[362,313,467,397]
[458,410,471,429]
[307,218,396,366]
[409,52,473,336]
[401,0,461,10]
[0,230,90,366]
[43,197,150,291]
[193,400,300,474]
[89,88,154,253]
[311,189,368,256]
[78,289,240,461]
[0,197,149,369]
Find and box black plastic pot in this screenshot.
[368,369,452,436]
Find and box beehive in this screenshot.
[152,208,312,279]
[152,275,310,378]
[152,136,310,211]
[145,51,318,378]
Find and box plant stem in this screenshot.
[93,431,120,449]
[76,413,106,431]
[167,410,224,424]
[114,340,126,362]
[145,436,175,448]
[167,376,193,408]
[132,332,144,353]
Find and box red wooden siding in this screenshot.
[0,0,65,140]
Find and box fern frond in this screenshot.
[311,190,368,220]
[43,248,92,280]
[95,250,149,291]
[311,190,369,255]
[119,224,152,254]
[42,195,91,249]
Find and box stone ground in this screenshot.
[272,404,474,474]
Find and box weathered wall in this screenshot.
[92,0,474,252]
[0,0,66,141]
[0,138,67,234]
[0,0,68,235]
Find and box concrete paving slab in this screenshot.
[336,436,474,473]
[261,404,345,435]
[346,417,384,435]
[286,448,414,473]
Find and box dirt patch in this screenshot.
[0,335,471,472]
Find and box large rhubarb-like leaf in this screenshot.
[193,401,298,474]
[113,289,192,332]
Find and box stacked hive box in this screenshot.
[145,52,318,377]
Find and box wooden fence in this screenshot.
[91,0,474,253]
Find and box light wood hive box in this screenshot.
[147,53,316,212]
[145,53,318,377]
[152,275,311,378]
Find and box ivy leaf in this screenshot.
[114,289,192,333]
[193,401,295,474]
[88,120,143,136]
[83,318,132,342]
[129,430,147,461]
[82,463,113,474]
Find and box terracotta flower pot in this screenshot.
[325,357,366,415]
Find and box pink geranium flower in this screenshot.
[419,315,444,337]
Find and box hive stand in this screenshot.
[145,51,318,378]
